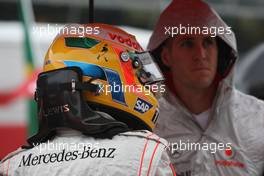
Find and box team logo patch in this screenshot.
[224,147,236,159]
[215,146,245,168]
[134,98,153,114]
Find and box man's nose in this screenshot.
[194,44,206,60]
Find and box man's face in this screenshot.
[161,34,218,90]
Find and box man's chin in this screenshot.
[192,78,215,89]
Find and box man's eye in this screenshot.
[204,38,215,47]
[180,40,193,48]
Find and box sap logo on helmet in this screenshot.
[108,33,142,50]
[134,98,153,114]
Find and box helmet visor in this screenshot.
[129,52,164,85]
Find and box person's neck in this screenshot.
[173,82,217,115]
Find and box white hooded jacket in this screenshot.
[148,0,264,175]
[154,81,264,176]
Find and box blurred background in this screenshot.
[0,0,264,159]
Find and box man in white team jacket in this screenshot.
[0,23,176,176]
[147,0,264,175]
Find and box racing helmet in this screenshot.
[42,23,164,131]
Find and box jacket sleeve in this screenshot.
[155,150,176,176]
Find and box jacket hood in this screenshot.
[147,0,238,86]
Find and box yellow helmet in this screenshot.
[43,23,164,131]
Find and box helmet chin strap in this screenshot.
[26,67,129,148]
